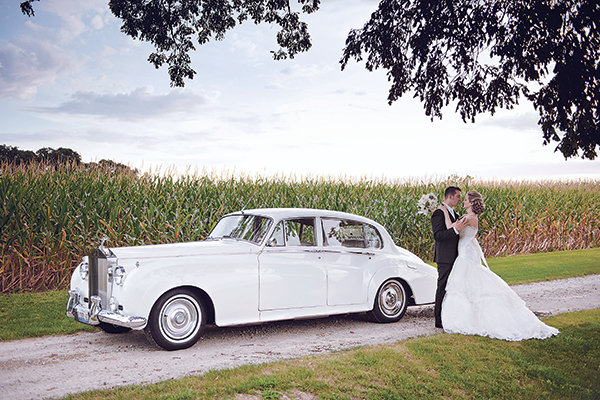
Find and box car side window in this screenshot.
[268,218,316,247]
[269,221,285,247]
[322,218,366,248]
[321,219,383,250]
[364,224,383,249]
[285,218,316,246]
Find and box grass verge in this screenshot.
[488,247,600,284]
[0,291,95,341]
[61,309,599,400]
[1,248,598,342]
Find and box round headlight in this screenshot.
[114,266,126,286]
[79,262,89,280]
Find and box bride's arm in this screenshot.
[438,206,453,229]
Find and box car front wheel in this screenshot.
[368,279,408,323]
[145,288,206,351]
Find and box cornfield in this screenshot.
[1,163,599,293]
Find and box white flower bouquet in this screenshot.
[417,193,439,215]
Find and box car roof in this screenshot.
[227,208,381,226]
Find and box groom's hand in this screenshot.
[455,217,468,231]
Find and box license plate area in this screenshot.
[75,308,92,325]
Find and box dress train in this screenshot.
[441,226,559,341]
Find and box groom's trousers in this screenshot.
[435,262,453,327]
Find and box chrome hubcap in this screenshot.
[160,295,199,341]
[379,281,405,317]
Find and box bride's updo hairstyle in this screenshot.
[468,190,485,215]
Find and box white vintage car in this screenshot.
[67,208,437,350]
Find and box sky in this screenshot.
[1,0,599,181]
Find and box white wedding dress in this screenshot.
[441,226,559,341]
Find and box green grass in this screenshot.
[60,309,599,400]
[489,247,600,285]
[0,291,95,341]
[1,248,598,342]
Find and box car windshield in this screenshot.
[208,214,272,245]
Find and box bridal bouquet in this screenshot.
[417,193,439,215]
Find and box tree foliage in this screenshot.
[340,0,600,160]
[19,0,599,159]
[0,145,81,166]
[108,0,320,87]
[19,0,38,17]
[0,144,137,173]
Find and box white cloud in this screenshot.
[478,110,540,131]
[30,87,214,120]
[37,0,109,43]
[23,20,45,34]
[91,15,104,30]
[230,34,258,58]
[0,38,75,99]
[280,63,333,78]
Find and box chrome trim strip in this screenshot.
[319,249,376,256]
[260,248,375,256]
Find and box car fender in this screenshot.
[367,262,435,307]
[116,259,260,327]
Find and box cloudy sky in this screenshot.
[1,0,598,181]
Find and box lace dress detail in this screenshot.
[441,226,559,341]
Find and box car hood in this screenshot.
[109,239,258,261]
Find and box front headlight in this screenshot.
[79,261,89,280]
[113,266,126,286]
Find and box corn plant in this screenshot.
[1,163,599,293]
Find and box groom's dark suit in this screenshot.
[431,207,460,328]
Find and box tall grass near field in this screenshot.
[1,162,599,293]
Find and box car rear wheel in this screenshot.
[368,279,408,323]
[145,288,206,351]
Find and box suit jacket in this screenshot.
[431,208,460,264]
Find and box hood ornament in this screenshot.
[99,236,109,251]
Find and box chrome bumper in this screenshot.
[66,290,146,329]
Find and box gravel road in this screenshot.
[1,274,599,400]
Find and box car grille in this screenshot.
[88,247,114,310]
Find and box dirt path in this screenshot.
[1,274,599,400]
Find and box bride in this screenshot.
[439,190,559,341]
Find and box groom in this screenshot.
[431,186,467,328]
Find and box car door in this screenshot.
[320,218,383,306]
[258,217,326,311]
